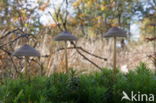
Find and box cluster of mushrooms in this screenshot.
[12,27,127,76]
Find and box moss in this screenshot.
[0,63,156,103]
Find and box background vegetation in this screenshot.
[0,0,155,77]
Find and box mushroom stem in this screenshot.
[113,36,117,73]
[154,25,156,52]
[154,26,156,72]
[65,41,68,72]
[25,57,29,77]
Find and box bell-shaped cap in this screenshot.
[103,27,127,38]
[54,31,78,41]
[12,44,40,57]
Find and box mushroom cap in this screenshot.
[12,44,40,57]
[54,31,78,41]
[149,23,156,26]
[103,27,127,38]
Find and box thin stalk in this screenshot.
[154,26,156,52]
[65,41,68,72]
[113,37,117,73]
[154,26,156,72]
[25,57,29,77]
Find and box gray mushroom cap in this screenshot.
[103,27,127,38]
[12,44,40,57]
[54,31,78,41]
[149,23,156,26]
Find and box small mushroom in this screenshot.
[103,27,127,73]
[149,23,156,52]
[54,31,78,72]
[12,44,40,76]
[149,23,156,72]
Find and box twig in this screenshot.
[71,42,103,70]
[8,55,21,75]
[0,34,33,48]
[57,47,107,61]
[0,48,21,76]
[77,48,102,70]
[0,28,20,40]
[63,0,69,31]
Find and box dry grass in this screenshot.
[0,33,154,77]
[37,35,154,75]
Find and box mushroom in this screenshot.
[103,27,127,73]
[149,23,156,71]
[54,31,78,72]
[149,23,156,52]
[12,44,40,76]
